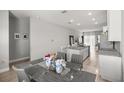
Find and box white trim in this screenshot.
[10,57,30,63]
[0,67,9,73]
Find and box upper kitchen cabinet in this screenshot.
[107,10,121,41]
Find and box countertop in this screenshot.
[99,49,121,57]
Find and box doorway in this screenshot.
[84,34,97,61]
[69,35,74,46]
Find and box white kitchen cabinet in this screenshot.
[107,10,121,41]
[99,54,122,82]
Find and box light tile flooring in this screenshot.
[82,50,109,82]
[0,60,30,82]
[85,46,109,82]
[0,49,109,82]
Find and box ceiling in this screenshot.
[10,10,107,31]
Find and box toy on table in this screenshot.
[55,59,66,74]
[44,53,66,73]
[44,53,56,70]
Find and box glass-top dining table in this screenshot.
[24,61,96,82]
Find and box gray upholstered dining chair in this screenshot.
[66,54,83,71]
[56,52,67,61]
[12,65,30,82]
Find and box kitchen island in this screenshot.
[63,46,90,62]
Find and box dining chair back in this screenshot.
[71,54,83,64]
[66,54,83,71]
[12,65,30,82]
[56,52,67,61]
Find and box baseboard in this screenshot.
[0,67,9,73]
[10,57,30,63]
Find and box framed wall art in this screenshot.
[14,33,21,39]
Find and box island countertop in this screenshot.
[66,46,89,50]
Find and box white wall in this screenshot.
[0,10,9,73]
[30,18,75,61]
[122,11,124,81]
[9,15,30,62]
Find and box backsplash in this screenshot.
[115,42,120,53]
[99,33,120,54]
[100,33,113,50]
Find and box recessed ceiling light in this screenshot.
[95,22,98,24]
[77,23,81,26]
[92,18,96,21]
[70,19,74,23]
[68,19,74,24]
[88,12,92,16]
